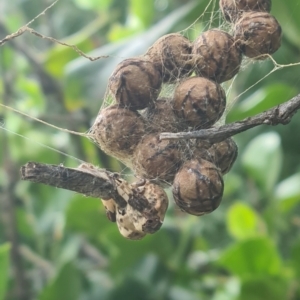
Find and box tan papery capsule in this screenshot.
[127,180,169,234]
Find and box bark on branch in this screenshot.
[20,162,127,207]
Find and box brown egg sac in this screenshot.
[172,159,224,216]
[145,33,193,83]
[192,29,242,83]
[192,138,238,174]
[220,0,271,23]
[132,133,182,185]
[108,57,162,110]
[234,12,282,59]
[142,97,188,133]
[173,77,226,129]
[89,105,145,165]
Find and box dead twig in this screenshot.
[160,93,300,143]
[0,25,109,61]
[0,0,59,46]
[20,162,127,207]
[0,0,108,61]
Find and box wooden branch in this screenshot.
[160,93,300,143]
[20,162,168,238]
[20,162,127,207]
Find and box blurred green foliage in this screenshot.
[1,0,300,299]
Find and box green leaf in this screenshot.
[107,228,175,275]
[223,172,243,198]
[130,0,154,28]
[241,132,282,195]
[226,202,260,240]
[108,24,142,42]
[0,243,10,300]
[108,277,151,300]
[16,77,46,116]
[218,237,281,277]
[272,0,300,48]
[66,195,115,239]
[169,286,200,300]
[73,0,112,10]
[39,262,81,300]
[291,240,300,278]
[227,84,297,122]
[16,208,35,239]
[275,173,300,213]
[44,17,109,77]
[238,277,288,300]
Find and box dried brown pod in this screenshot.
[116,206,146,240]
[89,105,145,165]
[127,180,169,234]
[172,159,224,216]
[192,138,238,174]
[145,33,193,83]
[101,199,116,222]
[192,29,242,83]
[114,179,169,239]
[220,0,271,23]
[173,77,226,129]
[142,97,188,133]
[132,133,182,185]
[234,12,282,59]
[108,58,162,110]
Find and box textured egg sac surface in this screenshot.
[220,0,272,23]
[143,97,187,133]
[90,105,145,165]
[145,33,193,83]
[234,11,282,59]
[173,77,226,129]
[172,159,224,216]
[108,57,162,110]
[192,138,238,175]
[192,29,242,83]
[133,133,182,185]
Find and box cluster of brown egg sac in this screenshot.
[89,0,282,238]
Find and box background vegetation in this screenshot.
[1,0,300,299]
